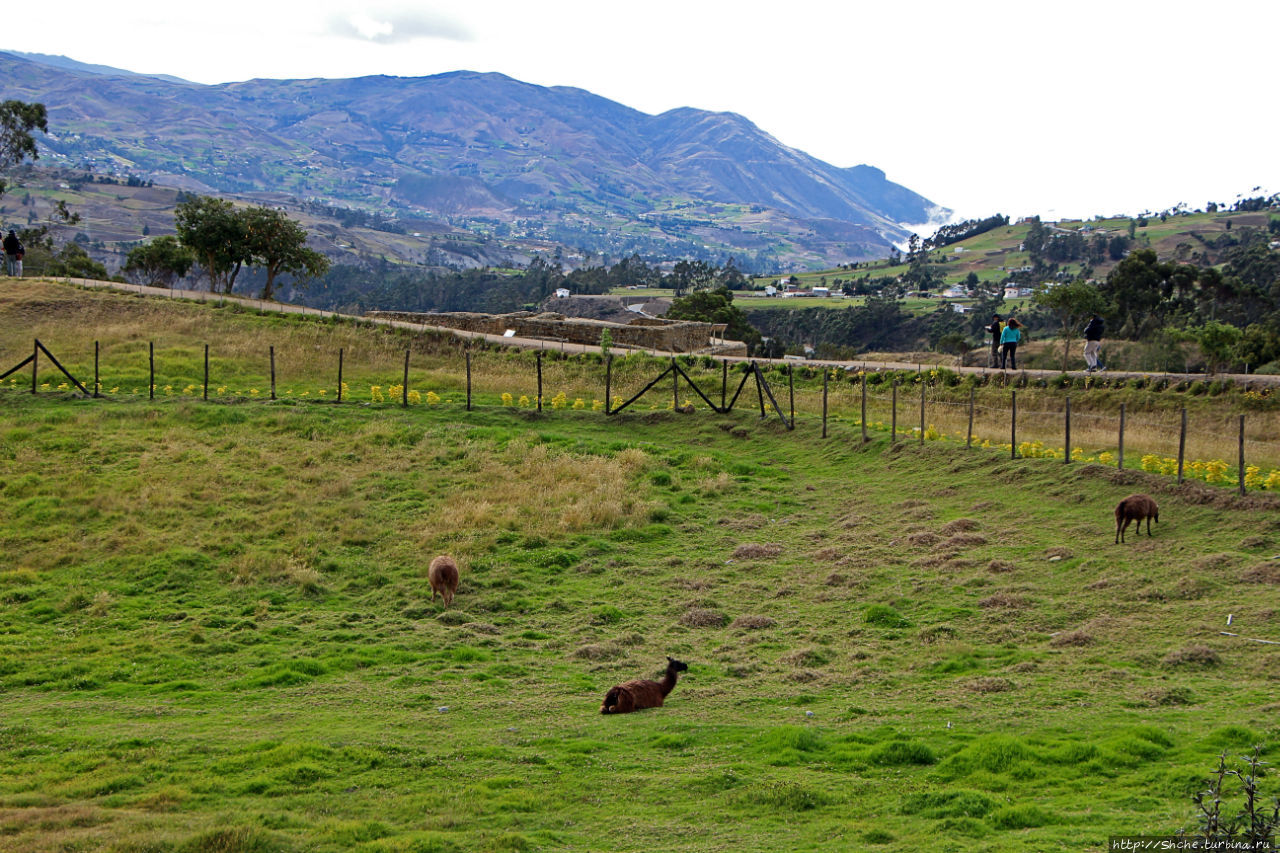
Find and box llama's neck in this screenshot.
[659,666,680,697]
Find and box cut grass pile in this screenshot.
[1,283,1278,852]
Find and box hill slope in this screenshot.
[0,52,948,270]
[1,282,1277,851]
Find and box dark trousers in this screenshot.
[990,341,1001,367]
[1000,342,1018,369]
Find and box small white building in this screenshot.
[1004,286,1034,299]
[554,287,571,298]
[812,286,830,297]
[942,286,968,299]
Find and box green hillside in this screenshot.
[2,284,1279,852]
[753,209,1278,293]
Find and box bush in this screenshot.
[865,604,911,628]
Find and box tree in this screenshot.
[665,286,761,353]
[666,259,715,296]
[1033,280,1107,371]
[123,235,196,288]
[175,196,248,293]
[43,243,108,280]
[1196,321,1242,374]
[240,206,330,300]
[0,100,48,198]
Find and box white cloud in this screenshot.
[325,8,473,44]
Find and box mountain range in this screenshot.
[0,51,949,271]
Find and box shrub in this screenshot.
[865,604,911,628]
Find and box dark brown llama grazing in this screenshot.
[1115,494,1158,544]
[428,555,459,607]
[600,657,688,714]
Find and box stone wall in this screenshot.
[365,309,746,355]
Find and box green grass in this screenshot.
[1,283,1279,851]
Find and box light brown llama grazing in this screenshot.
[428,555,459,607]
[600,657,688,714]
[1115,494,1158,544]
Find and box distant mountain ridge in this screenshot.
[0,52,949,270]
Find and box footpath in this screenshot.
[56,276,1280,390]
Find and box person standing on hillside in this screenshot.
[984,313,1003,368]
[3,230,23,277]
[999,317,1022,370]
[1082,313,1106,372]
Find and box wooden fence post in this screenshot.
[919,379,925,446]
[402,349,410,408]
[1177,407,1187,484]
[149,341,154,401]
[861,373,868,443]
[337,348,344,402]
[605,355,612,415]
[721,360,727,411]
[1239,415,1246,496]
[270,346,277,401]
[1064,396,1071,464]
[1118,403,1125,470]
[966,387,974,449]
[466,351,472,412]
[203,344,209,401]
[821,368,828,439]
[1011,389,1017,458]
[891,379,897,444]
[31,339,37,394]
[788,364,795,430]
[756,362,766,419]
[536,352,543,412]
[672,356,679,409]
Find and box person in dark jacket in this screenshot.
[1082,314,1105,372]
[985,314,1003,368]
[3,230,22,277]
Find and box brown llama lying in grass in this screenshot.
[600,657,688,714]
[1115,493,1158,544]
[428,555,459,607]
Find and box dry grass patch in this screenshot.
[936,534,987,551]
[1162,645,1221,667]
[966,677,1015,693]
[1044,547,1073,560]
[907,531,942,547]
[673,577,713,591]
[1240,563,1280,584]
[781,648,830,668]
[987,559,1017,573]
[572,643,624,661]
[979,593,1028,609]
[940,518,981,535]
[730,615,776,630]
[732,543,784,560]
[679,608,728,628]
[1050,630,1095,647]
[812,547,844,562]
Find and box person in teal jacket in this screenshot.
[999,318,1022,369]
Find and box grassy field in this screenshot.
[3,283,1280,852]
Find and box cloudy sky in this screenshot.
[14,0,1277,223]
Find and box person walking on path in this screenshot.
[3,230,23,277]
[984,313,1003,368]
[1082,313,1105,372]
[999,318,1022,370]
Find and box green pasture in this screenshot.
[1,282,1279,852]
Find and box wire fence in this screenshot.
[5,337,1279,494]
